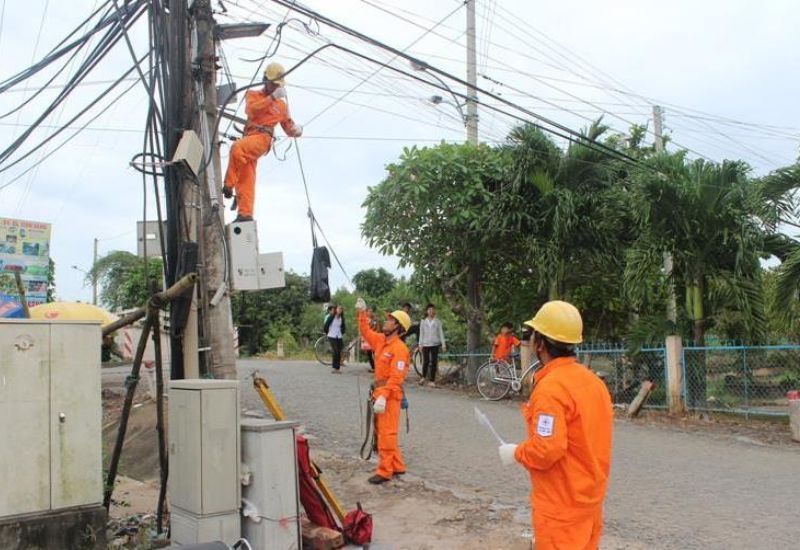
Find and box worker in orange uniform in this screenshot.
[498,301,613,550]
[222,62,302,222]
[492,322,521,363]
[355,297,411,484]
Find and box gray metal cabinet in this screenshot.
[169,380,241,544]
[0,320,102,518]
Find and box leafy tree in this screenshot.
[352,268,396,298]
[232,271,310,355]
[362,142,514,381]
[89,251,163,310]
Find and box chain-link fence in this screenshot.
[578,345,668,408]
[683,345,800,417]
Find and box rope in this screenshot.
[294,136,353,286]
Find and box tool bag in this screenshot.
[343,502,373,545]
[310,246,332,302]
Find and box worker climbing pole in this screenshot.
[222,62,303,222]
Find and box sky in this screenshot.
[0,0,798,305]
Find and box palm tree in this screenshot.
[625,154,769,405]
[505,120,627,302]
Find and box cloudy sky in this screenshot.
[0,0,798,304]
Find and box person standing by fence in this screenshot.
[324,305,346,373]
[419,303,447,386]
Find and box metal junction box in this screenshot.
[0,320,105,548]
[169,380,241,545]
[240,419,301,549]
[227,220,285,291]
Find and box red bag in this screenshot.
[343,502,373,545]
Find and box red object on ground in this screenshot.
[296,435,340,531]
[787,390,800,401]
[343,502,373,545]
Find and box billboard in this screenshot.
[0,217,51,307]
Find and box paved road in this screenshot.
[234,359,799,550]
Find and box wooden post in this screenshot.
[628,381,655,417]
[666,335,685,414]
[13,272,30,319]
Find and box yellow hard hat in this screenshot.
[524,300,583,345]
[263,62,286,85]
[388,310,412,332]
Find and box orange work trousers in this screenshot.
[533,508,603,550]
[224,132,272,218]
[375,396,405,479]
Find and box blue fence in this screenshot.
[578,346,668,408]
[682,345,800,418]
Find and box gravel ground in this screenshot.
[236,359,800,550]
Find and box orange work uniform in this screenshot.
[224,89,300,218]
[492,333,520,361]
[514,356,613,550]
[358,311,411,479]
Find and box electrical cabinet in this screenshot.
[0,320,102,518]
[240,419,301,550]
[169,380,241,544]
[227,220,286,291]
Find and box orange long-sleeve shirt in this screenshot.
[514,356,613,521]
[243,89,301,137]
[492,333,521,361]
[358,311,410,400]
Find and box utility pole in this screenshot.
[192,0,236,379]
[465,0,479,145]
[92,237,98,305]
[653,105,677,325]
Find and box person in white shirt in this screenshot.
[418,303,447,386]
[324,305,346,373]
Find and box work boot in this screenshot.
[222,185,233,199]
[393,471,406,478]
[367,474,390,485]
[234,215,253,222]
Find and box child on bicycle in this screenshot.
[492,322,520,364]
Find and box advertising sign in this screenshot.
[0,217,51,307]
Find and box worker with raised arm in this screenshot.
[355,297,411,484]
[498,300,613,550]
[222,62,302,222]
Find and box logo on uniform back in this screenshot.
[537,414,554,437]
[396,360,406,371]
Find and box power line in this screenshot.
[269,0,644,167]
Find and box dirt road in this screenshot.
[237,359,800,550]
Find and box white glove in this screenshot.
[498,443,518,466]
[355,297,367,312]
[373,395,386,414]
[293,124,303,137]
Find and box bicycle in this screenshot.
[476,353,541,400]
[314,333,359,366]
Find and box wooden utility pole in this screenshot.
[192,0,237,379]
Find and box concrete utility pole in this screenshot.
[92,237,98,305]
[192,0,237,379]
[653,105,677,325]
[465,0,479,145]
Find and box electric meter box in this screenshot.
[241,419,302,549]
[0,320,106,547]
[227,220,285,291]
[169,380,241,544]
